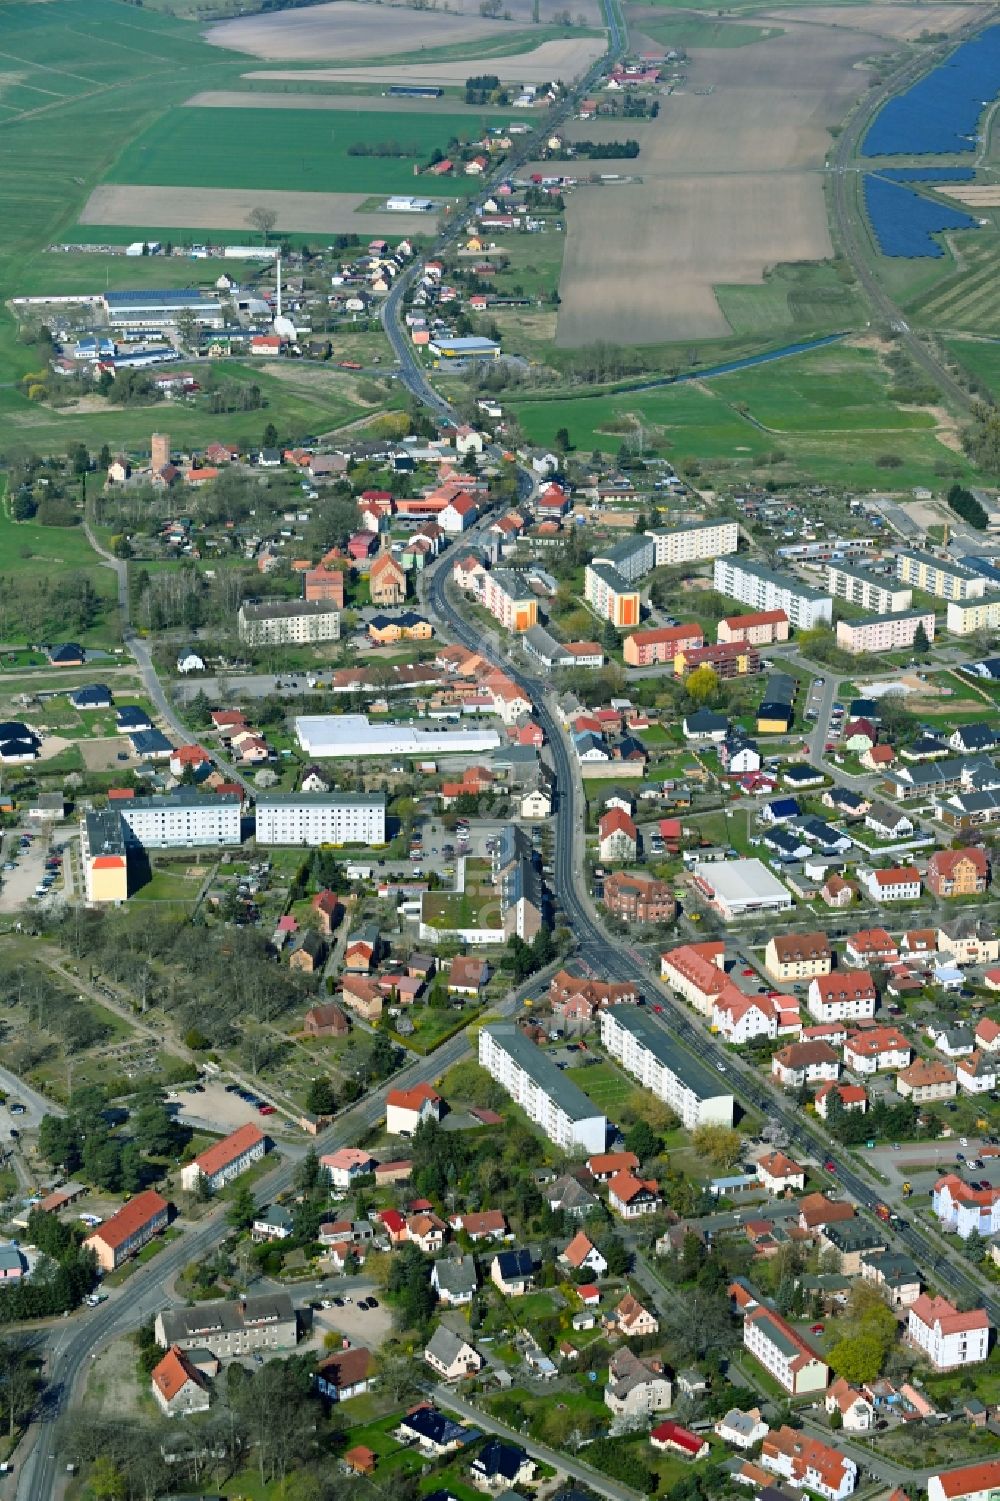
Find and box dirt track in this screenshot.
[80,184,445,235]
[246,35,606,85]
[553,14,894,345]
[204,0,602,61]
[760,2,988,37]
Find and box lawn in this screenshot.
[565,1060,632,1110]
[639,16,782,45]
[131,866,208,903]
[510,344,973,489]
[111,107,519,197]
[946,336,1000,399]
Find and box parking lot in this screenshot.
[0,827,65,913]
[168,1079,280,1134]
[311,1292,392,1351]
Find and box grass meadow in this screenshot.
[946,337,1000,399]
[509,344,971,489]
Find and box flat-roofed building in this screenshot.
[119,789,241,848]
[896,549,986,601]
[691,858,792,921]
[836,609,936,656]
[584,562,640,629]
[256,793,386,846]
[592,534,656,584]
[600,1005,734,1128]
[479,1024,607,1154]
[827,562,912,614]
[481,570,538,632]
[82,808,129,904]
[238,598,340,646]
[714,558,832,631]
[946,598,1000,635]
[647,519,738,568]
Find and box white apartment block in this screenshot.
[836,609,936,656]
[895,550,986,602]
[119,791,241,848]
[480,569,538,632]
[255,793,386,846]
[946,598,1000,635]
[743,1307,828,1395]
[646,519,738,568]
[600,1006,734,1130]
[238,599,341,646]
[827,562,912,614]
[592,533,656,584]
[907,1294,989,1370]
[479,1024,607,1154]
[713,557,832,631]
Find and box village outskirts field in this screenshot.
[0,0,999,485]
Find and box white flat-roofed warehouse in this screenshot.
[120,789,241,848]
[295,714,501,759]
[255,793,385,846]
[692,858,792,921]
[479,1024,607,1154]
[600,1006,734,1128]
[103,290,224,328]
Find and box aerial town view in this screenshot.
[6,0,1000,1497]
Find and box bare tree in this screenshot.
[247,205,278,245]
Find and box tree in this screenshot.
[248,205,279,245]
[262,421,279,450]
[828,1328,890,1385]
[554,426,572,453]
[305,1078,337,1116]
[599,1234,632,1277]
[691,1124,743,1169]
[913,620,930,655]
[965,1228,987,1264]
[624,1119,660,1162]
[685,665,719,706]
[225,1183,257,1231]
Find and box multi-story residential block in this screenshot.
[646,518,738,567]
[946,598,1000,635]
[116,790,242,849]
[674,642,760,678]
[238,598,341,645]
[622,623,703,666]
[907,1294,989,1369]
[155,1293,297,1357]
[826,561,911,613]
[761,1427,856,1500]
[807,971,877,1022]
[180,1123,266,1193]
[481,569,539,632]
[713,557,833,631]
[896,549,986,601]
[600,1005,734,1129]
[591,533,656,584]
[479,1024,607,1153]
[82,808,130,904]
[743,1307,828,1395]
[584,562,640,628]
[602,871,675,923]
[836,609,936,656]
[255,792,386,846]
[84,1190,169,1272]
[764,932,831,982]
[717,609,789,646]
[927,848,989,897]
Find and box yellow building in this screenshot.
[82,810,129,904]
[764,933,832,982]
[946,598,1000,635]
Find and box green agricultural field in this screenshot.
[946,337,1000,399]
[637,16,781,46]
[509,344,972,489]
[714,260,865,339]
[111,107,519,197]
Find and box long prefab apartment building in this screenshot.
[255,793,386,846]
[237,599,341,646]
[479,1024,607,1154]
[713,557,832,631]
[120,789,242,848]
[600,1005,734,1129]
